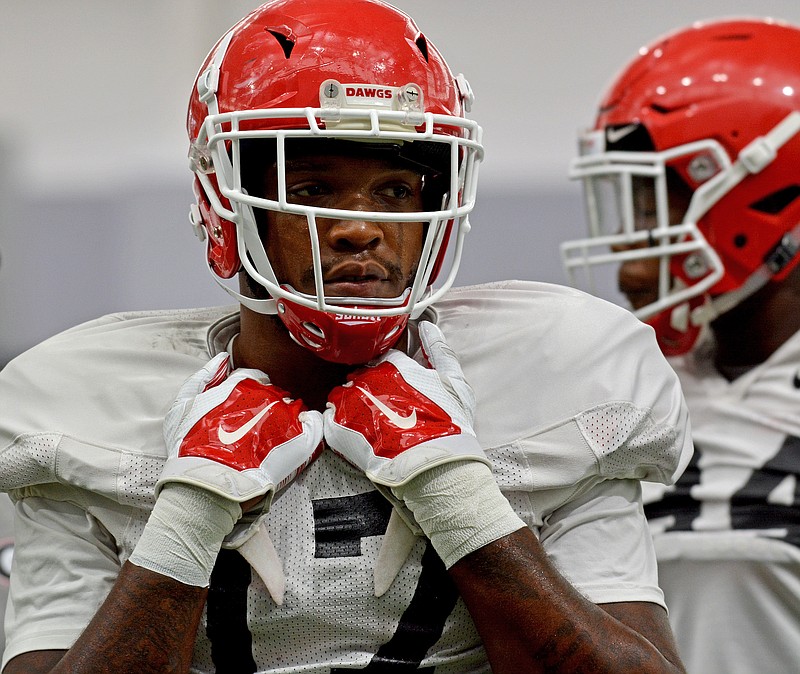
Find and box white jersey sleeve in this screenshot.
[3,495,120,667]
[541,478,663,606]
[435,280,693,607]
[0,306,235,669]
[0,493,14,660]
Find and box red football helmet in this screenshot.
[187,0,483,364]
[562,18,800,355]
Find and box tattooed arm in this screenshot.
[3,563,206,674]
[450,527,685,674]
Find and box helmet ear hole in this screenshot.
[206,216,240,279]
[192,176,241,279]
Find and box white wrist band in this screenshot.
[129,483,241,587]
[393,460,526,569]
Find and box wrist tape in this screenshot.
[129,483,241,587]
[392,460,526,568]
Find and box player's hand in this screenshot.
[323,321,489,492]
[325,323,523,586]
[160,352,323,508]
[132,353,322,601]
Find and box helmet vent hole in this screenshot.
[302,321,326,339]
[266,29,296,59]
[300,334,322,349]
[750,185,800,215]
[714,32,754,42]
[415,34,430,62]
[734,234,748,248]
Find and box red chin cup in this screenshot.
[276,297,409,365]
[645,298,704,357]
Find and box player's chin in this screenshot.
[324,279,401,300]
[618,270,659,311]
[623,290,659,312]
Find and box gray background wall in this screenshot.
[3,1,800,366]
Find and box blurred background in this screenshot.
[3,0,800,367]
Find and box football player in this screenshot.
[562,17,800,673]
[0,2,689,672]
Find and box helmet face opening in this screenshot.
[561,18,800,355]
[186,0,484,363]
[193,113,481,318]
[565,133,726,322]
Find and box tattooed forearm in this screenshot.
[5,563,208,674]
[448,528,686,674]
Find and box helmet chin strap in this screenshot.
[204,244,414,364]
[203,251,280,315]
[275,294,410,365]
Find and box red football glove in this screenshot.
[323,321,489,503]
[160,352,323,510]
[325,323,525,581]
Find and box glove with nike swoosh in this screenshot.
[130,352,322,597]
[324,321,525,572]
[324,321,488,492]
[159,351,324,509]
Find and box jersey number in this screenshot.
[206,491,459,672]
[645,435,800,547]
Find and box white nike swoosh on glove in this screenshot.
[356,387,417,429]
[218,401,278,444]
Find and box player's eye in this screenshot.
[288,182,328,200]
[380,185,413,199]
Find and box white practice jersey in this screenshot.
[0,493,12,659]
[0,281,692,673]
[643,332,800,673]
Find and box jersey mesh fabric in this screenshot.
[578,403,680,480]
[0,282,691,671]
[643,331,800,673]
